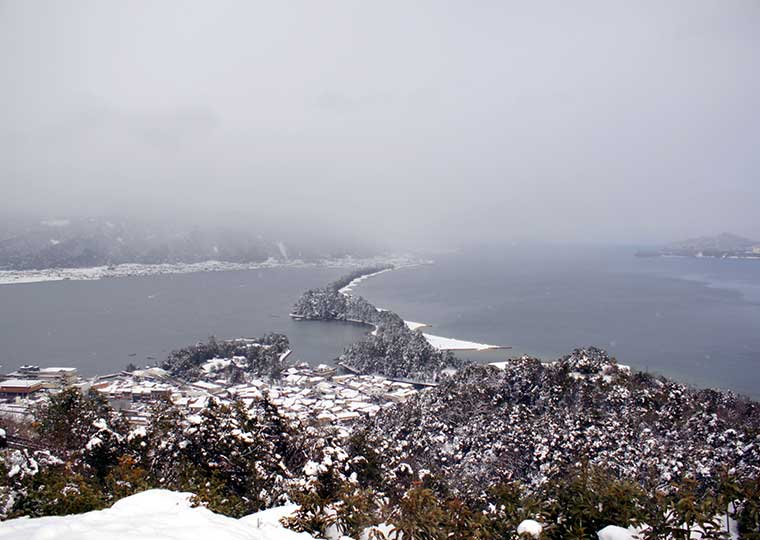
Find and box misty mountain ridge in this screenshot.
[0,217,369,270]
[668,232,758,252]
[636,232,760,259]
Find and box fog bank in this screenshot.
[2,1,758,248]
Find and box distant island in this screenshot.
[637,232,760,259]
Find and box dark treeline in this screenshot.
[160,334,290,381]
[327,264,393,292]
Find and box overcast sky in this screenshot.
[1,0,758,247]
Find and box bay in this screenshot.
[351,245,760,398]
[0,266,368,376]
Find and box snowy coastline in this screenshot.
[0,255,424,286]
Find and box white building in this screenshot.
[0,378,44,398]
[10,366,78,388]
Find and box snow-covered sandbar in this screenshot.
[403,320,507,351]
[338,267,395,294]
[421,332,507,351]
[333,266,511,352]
[404,321,431,331]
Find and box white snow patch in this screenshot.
[239,504,299,529]
[0,489,314,540]
[404,320,430,331]
[360,524,394,539]
[517,519,543,537]
[41,219,70,227]
[202,358,233,373]
[128,426,147,442]
[131,367,169,378]
[85,436,103,450]
[303,460,323,476]
[422,333,500,351]
[597,525,637,540]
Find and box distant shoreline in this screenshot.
[0,255,426,286]
[637,252,760,260]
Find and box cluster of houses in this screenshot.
[0,365,79,396]
[0,361,420,430]
[0,366,80,421]
[228,365,418,426]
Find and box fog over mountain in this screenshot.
[1,1,758,248]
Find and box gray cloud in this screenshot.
[1,0,758,247]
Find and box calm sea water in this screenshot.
[352,246,760,398]
[0,267,368,376]
[2,247,759,397]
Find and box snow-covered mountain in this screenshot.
[0,217,377,271]
[0,218,287,270]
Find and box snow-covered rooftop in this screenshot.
[0,379,44,389]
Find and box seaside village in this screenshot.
[0,356,420,432]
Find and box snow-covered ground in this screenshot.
[0,490,312,540]
[596,520,738,540]
[0,489,740,539]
